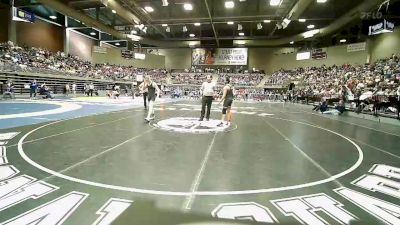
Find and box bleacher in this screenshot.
[0,71,131,96]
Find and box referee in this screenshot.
[199,75,216,121]
[139,81,148,109]
[143,76,160,122]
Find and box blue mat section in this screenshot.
[0,103,60,115]
[0,98,179,129]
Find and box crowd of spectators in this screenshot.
[169,72,264,86]
[165,85,280,102]
[170,73,210,85]
[0,42,167,82]
[264,55,400,100]
[263,55,400,117]
[1,41,399,117]
[164,86,202,99]
[264,69,293,85]
[218,73,264,86]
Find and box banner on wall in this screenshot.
[114,25,136,34]
[192,48,248,65]
[312,48,327,60]
[347,42,366,52]
[93,46,107,54]
[121,50,134,59]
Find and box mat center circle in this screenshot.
[151,117,235,134]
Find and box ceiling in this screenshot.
[6,0,400,48]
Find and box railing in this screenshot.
[0,70,132,96]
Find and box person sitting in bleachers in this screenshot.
[2,79,15,99]
[312,98,328,113]
[38,83,53,99]
[112,84,120,99]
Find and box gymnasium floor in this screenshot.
[0,98,399,224]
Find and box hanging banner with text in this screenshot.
[192,48,248,65]
[12,7,35,23]
[368,20,395,36]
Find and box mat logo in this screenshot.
[151,117,233,134]
[0,132,133,225]
[213,164,400,225]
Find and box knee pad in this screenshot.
[222,107,227,115]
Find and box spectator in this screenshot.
[39,83,53,99]
[30,79,38,99]
[88,83,95,97]
[2,79,15,99]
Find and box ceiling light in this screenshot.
[225,1,235,8]
[307,24,315,29]
[194,23,201,26]
[303,29,319,38]
[90,32,96,36]
[264,20,271,23]
[270,0,282,6]
[317,0,327,3]
[340,39,347,43]
[162,24,168,27]
[49,15,57,20]
[227,21,234,25]
[283,18,291,24]
[127,34,141,41]
[144,6,154,13]
[112,9,116,14]
[183,3,193,11]
[183,26,187,32]
[290,41,294,44]
[189,33,195,37]
[162,0,169,6]
[237,24,243,31]
[237,40,245,45]
[239,32,244,36]
[115,43,120,46]
[299,19,306,22]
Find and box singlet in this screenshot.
[147,82,157,100]
[225,84,234,101]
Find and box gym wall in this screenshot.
[157,28,400,73]
[159,48,192,70]
[249,45,369,74]
[368,27,400,61]
[0,4,9,43]
[92,47,166,68]
[16,19,64,52]
[158,46,368,73]
[68,30,96,62]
